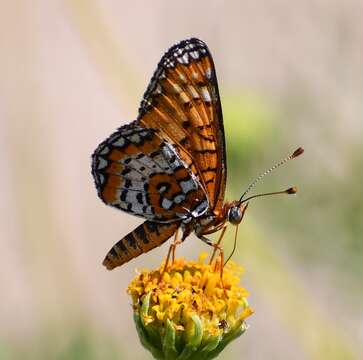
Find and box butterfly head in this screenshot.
[227,201,249,225]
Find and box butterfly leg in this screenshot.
[161,228,181,275]
[171,228,182,263]
[198,234,227,295]
[209,226,227,264]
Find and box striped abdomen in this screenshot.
[103,221,180,270]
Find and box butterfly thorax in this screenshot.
[181,202,229,240]
[192,199,246,237]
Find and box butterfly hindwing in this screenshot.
[138,38,227,212]
[92,123,209,222]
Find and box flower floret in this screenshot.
[128,253,253,360]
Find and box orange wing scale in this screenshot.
[138,39,226,213]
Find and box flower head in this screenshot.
[128,253,253,360]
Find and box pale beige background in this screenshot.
[1,1,362,359]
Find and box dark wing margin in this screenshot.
[137,38,227,212]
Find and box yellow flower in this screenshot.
[128,253,253,360]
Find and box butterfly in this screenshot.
[91,38,303,270]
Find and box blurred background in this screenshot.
[1,1,362,359]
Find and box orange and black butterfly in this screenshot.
[91,38,303,270]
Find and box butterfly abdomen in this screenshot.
[103,221,180,270]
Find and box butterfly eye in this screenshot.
[228,206,242,225]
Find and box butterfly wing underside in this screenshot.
[138,38,227,213]
[92,124,208,223]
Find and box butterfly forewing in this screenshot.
[138,38,227,212]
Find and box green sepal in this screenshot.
[133,312,164,360]
[140,292,162,350]
[205,322,247,360]
[195,334,223,360]
[162,319,179,359]
[177,315,203,360]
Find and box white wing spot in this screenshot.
[130,203,146,215]
[112,138,125,147]
[98,173,105,184]
[192,200,209,217]
[188,85,199,99]
[108,132,122,141]
[155,84,163,95]
[205,68,212,79]
[161,198,173,210]
[139,130,150,138]
[182,53,189,64]
[130,134,141,144]
[99,146,110,155]
[126,191,145,206]
[180,178,196,194]
[97,157,108,170]
[174,194,185,204]
[191,51,200,59]
[201,87,211,102]
[158,185,167,193]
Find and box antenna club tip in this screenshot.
[286,186,298,194]
[292,147,304,158]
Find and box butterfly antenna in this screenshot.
[239,147,304,202]
[224,225,239,265]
